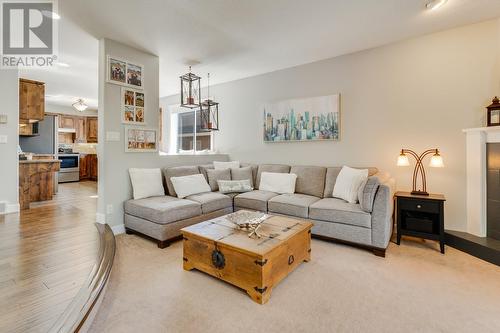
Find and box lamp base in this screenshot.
[411,190,429,196]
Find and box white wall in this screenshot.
[98,39,228,229]
[0,69,19,213]
[163,19,500,232]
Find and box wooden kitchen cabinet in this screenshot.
[79,154,89,180]
[75,117,87,143]
[86,117,98,143]
[59,115,76,129]
[89,154,98,180]
[79,154,98,181]
[19,78,45,121]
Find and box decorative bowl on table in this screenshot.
[225,210,270,238]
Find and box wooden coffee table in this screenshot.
[181,212,312,304]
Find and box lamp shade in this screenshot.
[429,153,444,168]
[397,153,410,166]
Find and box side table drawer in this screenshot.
[399,199,440,214]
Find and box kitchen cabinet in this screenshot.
[19,123,39,136]
[79,154,88,179]
[59,115,76,129]
[79,154,98,181]
[75,117,87,143]
[19,78,45,122]
[86,117,98,143]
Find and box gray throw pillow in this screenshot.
[206,169,231,191]
[230,166,254,187]
[357,176,380,213]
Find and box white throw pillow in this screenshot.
[170,174,211,199]
[333,166,368,204]
[213,161,240,170]
[259,172,297,194]
[128,168,165,200]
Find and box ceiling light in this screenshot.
[57,62,70,68]
[72,99,88,112]
[425,0,448,11]
[42,10,60,20]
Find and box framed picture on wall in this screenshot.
[121,87,146,125]
[107,55,144,89]
[125,127,158,152]
[262,94,340,143]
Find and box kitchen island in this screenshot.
[19,159,61,210]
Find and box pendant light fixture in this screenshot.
[180,66,201,109]
[72,99,88,112]
[200,73,219,131]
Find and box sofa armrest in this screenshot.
[371,184,393,249]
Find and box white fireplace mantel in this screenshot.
[463,126,500,237]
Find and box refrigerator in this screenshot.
[19,114,59,190]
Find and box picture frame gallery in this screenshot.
[107,55,144,89]
[121,87,146,125]
[125,127,158,153]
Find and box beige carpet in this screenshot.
[90,234,500,333]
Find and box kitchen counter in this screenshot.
[20,159,60,164]
[19,159,60,209]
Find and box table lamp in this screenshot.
[397,148,444,196]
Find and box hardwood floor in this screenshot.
[0,181,98,333]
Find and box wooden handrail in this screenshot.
[49,223,116,333]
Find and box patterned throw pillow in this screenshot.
[217,179,253,194]
[230,166,254,187]
[206,169,231,191]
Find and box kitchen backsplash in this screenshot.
[73,143,97,154]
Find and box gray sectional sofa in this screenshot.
[124,163,395,256]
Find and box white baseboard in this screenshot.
[0,202,19,215]
[111,224,125,235]
[96,212,106,224]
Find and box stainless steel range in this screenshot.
[58,153,80,182]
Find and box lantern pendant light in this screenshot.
[200,73,219,131]
[180,66,201,109]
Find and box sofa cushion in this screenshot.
[259,172,297,194]
[231,166,254,187]
[206,168,231,191]
[358,176,380,213]
[198,164,214,181]
[323,167,378,198]
[290,166,327,198]
[256,164,290,189]
[309,198,371,228]
[268,193,320,218]
[234,190,279,211]
[217,191,239,199]
[214,161,240,170]
[128,168,165,200]
[332,166,368,204]
[124,196,201,225]
[163,166,200,197]
[218,179,253,194]
[240,163,258,186]
[185,192,233,214]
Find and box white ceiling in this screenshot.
[20,0,500,109]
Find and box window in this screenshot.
[163,105,213,154]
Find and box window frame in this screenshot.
[163,104,214,155]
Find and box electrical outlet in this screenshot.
[0,135,7,144]
[0,114,7,124]
[106,204,113,214]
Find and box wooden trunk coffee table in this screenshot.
[181,212,312,304]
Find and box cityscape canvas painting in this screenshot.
[263,94,340,142]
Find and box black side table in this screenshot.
[395,191,446,254]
